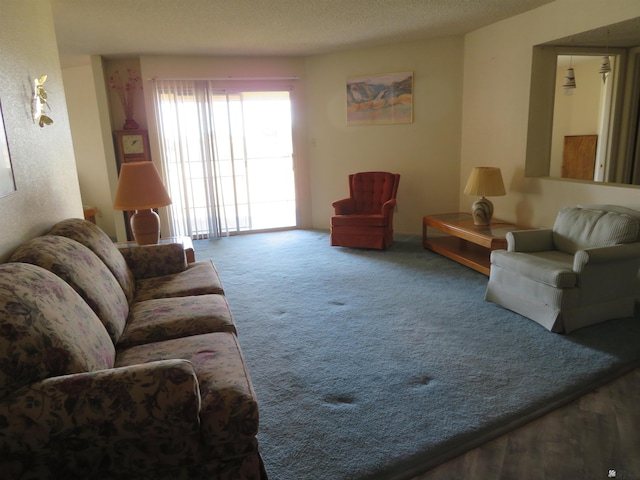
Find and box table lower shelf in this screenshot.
[424,235,493,275]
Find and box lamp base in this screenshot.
[471,197,494,226]
[130,209,160,245]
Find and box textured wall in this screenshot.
[0,0,83,261]
[461,0,640,229]
[305,36,464,234]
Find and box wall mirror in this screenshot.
[526,17,640,186]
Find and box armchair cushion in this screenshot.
[331,214,387,227]
[491,249,576,288]
[8,236,129,343]
[552,207,639,254]
[0,263,115,397]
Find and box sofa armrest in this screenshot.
[573,243,640,272]
[0,360,201,465]
[119,243,188,279]
[332,198,356,215]
[506,228,554,252]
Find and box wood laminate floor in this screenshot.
[412,367,640,480]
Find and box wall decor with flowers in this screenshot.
[32,74,53,128]
[109,69,142,130]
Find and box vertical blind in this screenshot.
[153,79,296,239]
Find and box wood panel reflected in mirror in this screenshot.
[526,17,640,186]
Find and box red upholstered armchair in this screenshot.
[331,171,400,249]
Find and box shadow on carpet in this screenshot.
[193,229,640,480]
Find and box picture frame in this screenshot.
[0,99,16,198]
[347,71,413,126]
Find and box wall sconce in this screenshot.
[113,161,172,245]
[32,74,53,127]
[464,167,506,226]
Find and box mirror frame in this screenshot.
[525,19,640,186]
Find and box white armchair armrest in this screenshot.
[573,243,640,272]
[507,228,553,253]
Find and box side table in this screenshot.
[422,213,527,275]
[116,236,195,263]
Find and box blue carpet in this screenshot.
[193,230,640,480]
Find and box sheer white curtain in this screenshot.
[153,80,296,239]
[154,79,227,239]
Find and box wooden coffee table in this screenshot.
[422,213,527,275]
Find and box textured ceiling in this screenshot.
[52,0,554,67]
[544,16,640,48]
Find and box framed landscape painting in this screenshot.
[346,71,413,126]
[0,100,16,198]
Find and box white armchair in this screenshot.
[485,205,640,333]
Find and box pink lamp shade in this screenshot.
[113,161,172,245]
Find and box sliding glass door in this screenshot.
[155,80,296,239]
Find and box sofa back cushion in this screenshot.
[46,218,136,303]
[553,207,640,254]
[0,263,115,398]
[9,236,129,343]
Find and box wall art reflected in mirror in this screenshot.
[526,17,640,186]
[0,100,16,198]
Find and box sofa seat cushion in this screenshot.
[9,236,129,343]
[118,294,237,348]
[133,260,224,302]
[553,207,640,254]
[491,249,577,288]
[47,218,136,303]
[115,332,259,452]
[331,214,387,227]
[0,263,115,397]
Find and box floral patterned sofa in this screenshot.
[0,218,266,479]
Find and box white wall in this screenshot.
[0,0,83,260]
[305,36,464,234]
[62,62,119,238]
[461,0,640,229]
[62,1,640,239]
[70,41,464,238]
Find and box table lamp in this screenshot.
[113,161,172,245]
[463,167,505,226]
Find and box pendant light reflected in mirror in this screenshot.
[562,57,576,95]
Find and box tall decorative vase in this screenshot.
[123,117,139,130]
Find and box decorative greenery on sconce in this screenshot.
[32,75,53,128]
